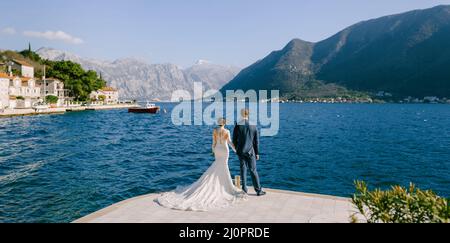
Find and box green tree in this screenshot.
[45,95,58,104]
[46,60,106,101]
[19,47,41,63]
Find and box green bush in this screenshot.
[16,96,25,100]
[45,95,58,104]
[352,181,449,223]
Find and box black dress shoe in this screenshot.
[257,191,266,196]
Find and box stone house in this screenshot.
[11,59,34,78]
[36,78,70,107]
[90,87,119,104]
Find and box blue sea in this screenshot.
[0,103,449,222]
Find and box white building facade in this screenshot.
[0,73,10,109]
[12,60,34,78]
[8,76,41,108]
[90,87,119,104]
[36,78,69,107]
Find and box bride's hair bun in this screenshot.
[218,118,226,126]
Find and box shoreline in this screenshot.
[0,104,138,118]
[152,100,450,104]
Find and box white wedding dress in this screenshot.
[156,128,246,211]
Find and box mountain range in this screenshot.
[36,48,240,101]
[222,5,450,98]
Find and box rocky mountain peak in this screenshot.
[194,59,212,65]
[222,5,450,98]
[36,48,240,101]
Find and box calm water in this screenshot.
[0,103,449,222]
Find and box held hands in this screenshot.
[256,155,260,160]
[231,143,237,154]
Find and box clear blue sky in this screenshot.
[1,0,450,67]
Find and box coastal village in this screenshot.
[1,52,448,118]
[0,59,134,117]
[275,95,450,104]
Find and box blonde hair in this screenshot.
[217,118,226,126]
[241,108,250,118]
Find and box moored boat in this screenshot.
[128,103,160,114]
[32,102,49,112]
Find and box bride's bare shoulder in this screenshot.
[213,128,222,134]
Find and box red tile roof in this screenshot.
[101,87,118,92]
[13,59,33,67]
[0,73,36,82]
[36,78,61,83]
[0,72,11,79]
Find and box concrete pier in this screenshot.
[0,104,138,118]
[74,188,362,223]
[0,108,66,117]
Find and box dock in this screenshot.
[0,104,138,118]
[74,188,363,223]
[0,107,66,117]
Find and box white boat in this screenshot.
[32,103,50,112]
[33,103,49,110]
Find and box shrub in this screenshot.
[16,96,25,100]
[45,95,58,104]
[352,181,449,223]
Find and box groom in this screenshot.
[233,109,266,196]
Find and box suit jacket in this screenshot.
[233,120,259,157]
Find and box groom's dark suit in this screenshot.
[233,119,262,194]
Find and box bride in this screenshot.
[156,118,246,211]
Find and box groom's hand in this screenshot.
[256,155,260,160]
